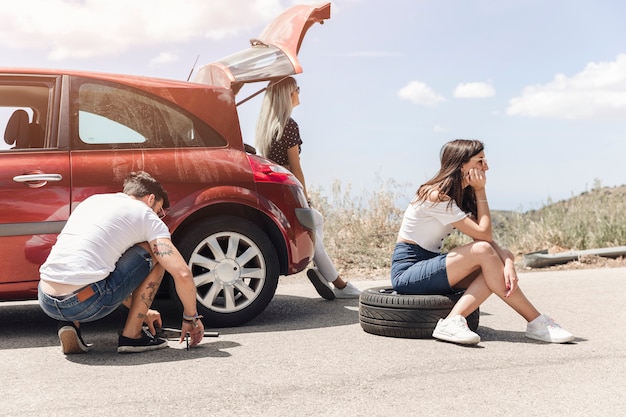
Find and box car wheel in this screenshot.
[173,216,279,327]
[359,286,480,339]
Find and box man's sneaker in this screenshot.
[118,327,168,353]
[57,321,91,354]
[333,282,361,299]
[525,314,575,343]
[306,268,336,300]
[432,315,480,345]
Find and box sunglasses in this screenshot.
[158,207,169,219]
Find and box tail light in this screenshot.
[247,154,302,187]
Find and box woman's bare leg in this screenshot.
[445,241,540,322]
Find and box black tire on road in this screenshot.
[173,216,280,327]
[359,286,480,339]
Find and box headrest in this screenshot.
[4,109,30,147]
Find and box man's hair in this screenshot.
[123,171,170,209]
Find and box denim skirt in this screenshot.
[390,242,453,295]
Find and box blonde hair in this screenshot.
[255,77,298,157]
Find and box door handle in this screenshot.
[13,173,63,183]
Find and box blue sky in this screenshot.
[3,0,626,211]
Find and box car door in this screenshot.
[0,74,71,299]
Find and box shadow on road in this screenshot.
[0,293,360,354]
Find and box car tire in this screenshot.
[359,286,480,339]
[172,216,280,327]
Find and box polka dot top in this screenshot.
[267,118,302,165]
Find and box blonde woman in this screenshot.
[256,77,360,300]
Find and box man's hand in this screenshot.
[180,318,205,348]
[144,309,163,335]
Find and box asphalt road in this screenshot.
[1,267,624,417]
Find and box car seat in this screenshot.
[4,109,30,149]
[28,121,45,148]
[4,109,44,149]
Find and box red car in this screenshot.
[0,3,331,327]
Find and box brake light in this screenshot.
[247,154,302,186]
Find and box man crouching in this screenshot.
[38,171,204,354]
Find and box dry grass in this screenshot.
[309,178,407,279]
[310,181,626,278]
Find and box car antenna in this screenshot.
[186,55,200,81]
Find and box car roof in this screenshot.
[0,67,209,89]
[0,67,241,140]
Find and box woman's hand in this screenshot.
[466,168,487,191]
[503,259,518,297]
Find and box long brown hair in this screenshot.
[415,139,484,217]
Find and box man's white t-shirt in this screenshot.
[397,200,468,253]
[40,193,171,285]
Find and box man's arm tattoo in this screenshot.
[153,241,174,257]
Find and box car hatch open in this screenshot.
[194,2,330,96]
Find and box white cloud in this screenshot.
[453,82,495,98]
[0,0,284,60]
[507,54,626,120]
[149,52,179,68]
[397,81,445,107]
[433,124,448,133]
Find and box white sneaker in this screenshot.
[333,282,361,299]
[525,314,575,343]
[432,315,480,345]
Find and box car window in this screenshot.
[72,80,227,149]
[79,110,145,144]
[0,83,51,151]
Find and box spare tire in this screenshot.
[359,286,480,339]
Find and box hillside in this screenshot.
[497,184,626,271]
[317,183,626,278]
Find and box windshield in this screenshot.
[218,43,295,82]
[194,43,296,91]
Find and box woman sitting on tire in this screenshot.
[391,139,574,345]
